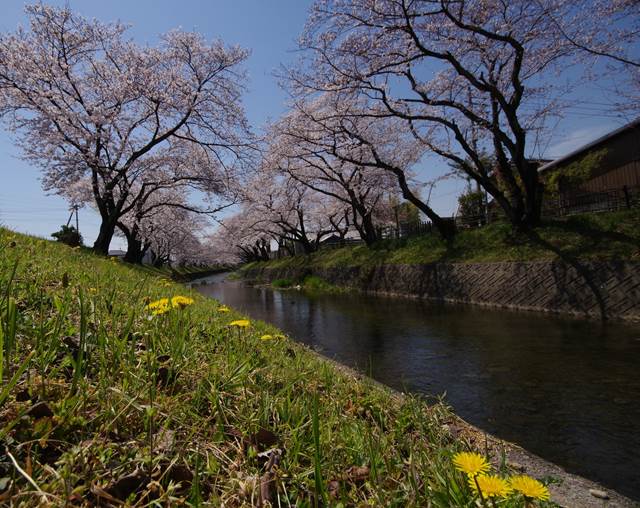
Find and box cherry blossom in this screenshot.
[0,4,252,253]
[292,0,638,230]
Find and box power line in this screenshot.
[0,208,69,214]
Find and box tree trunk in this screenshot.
[521,161,543,228]
[299,237,316,254]
[93,218,117,255]
[359,213,378,246]
[392,168,455,240]
[124,236,144,264]
[117,222,145,264]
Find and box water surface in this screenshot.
[195,274,640,499]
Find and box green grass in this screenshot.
[0,228,558,506]
[272,278,295,288]
[245,210,640,273]
[135,264,229,283]
[270,276,345,294]
[300,275,344,293]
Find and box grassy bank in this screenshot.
[0,228,558,506]
[271,275,346,293]
[246,210,640,273]
[135,264,230,283]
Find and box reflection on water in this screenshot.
[195,274,640,499]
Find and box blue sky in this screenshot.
[0,1,632,249]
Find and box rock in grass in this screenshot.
[508,461,526,472]
[62,336,80,359]
[154,428,175,453]
[27,401,53,420]
[156,366,178,387]
[15,388,35,402]
[248,429,278,452]
[166,464,193,485]
[328,479,340,499]
[344,465,370,484]
[106,470,150,502]
[589,489,609,500]
[0,477,11,492]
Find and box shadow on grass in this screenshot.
[544,218,638,251]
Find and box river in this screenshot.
[194,273,640,500]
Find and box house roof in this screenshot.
[538,116,640,173]
[320,234,343,243]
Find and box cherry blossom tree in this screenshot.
[268,92,457,238]
[265,99,403,245]
[143,209,208,267]
[115,186,190,263]
[209,170,352,262]
[242,171,344,254]
[209,212,273,264]
[292,0,622,230]
[551,0,640,114]
[0,4,251,254]
[554,0,639,69]
[116,193,212,267]
[60,139,242,262]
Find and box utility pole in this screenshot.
[66,205,80,233]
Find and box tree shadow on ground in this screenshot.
[524,229,608,321]
[543,217,639,256]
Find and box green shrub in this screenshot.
[303,275,342,292]
[272,278,294,288]
[51,224,83,247]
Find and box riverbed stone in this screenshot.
[589,489,609,500]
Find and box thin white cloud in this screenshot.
[546,123,617,159]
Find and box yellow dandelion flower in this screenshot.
[146,298,169,310]
[171,295,194,309]
[218,305,230,313]
[89,287,97,293]
[469,474,511,498]
[509,475,550,501]
[274,334,286,340]
[452,452,491,477]
[260,334,274,340]
[229,319,250,328]
[146,298,171,315]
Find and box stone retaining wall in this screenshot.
[244,260,640,321]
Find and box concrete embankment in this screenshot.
[243,259,640,321]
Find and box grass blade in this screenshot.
[312,392,326,507]
[0,351,34,407]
